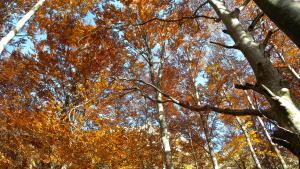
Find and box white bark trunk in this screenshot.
[245,93,288,169]
[256,116,288,169]
[0,0,45,55]
[208,0,300,156]
[157,92,173,169]
[147,47,173,168]
[225,56,287,169]
[236,117,263,169]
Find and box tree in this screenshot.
[0,0,45,55]
[253,0,300,48]
[0,0,299,167]
[139,0,300,157]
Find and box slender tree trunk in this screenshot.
[223,92,261,168]
[225,56,287,169]
[236,117,263,169]
[188,129,199,169]
[157,92,173,169]
[28,159,36,169]
[253,0,300,48]
[187,54,219,169]
[207,0,300,156]
[256,116,288,169]
[246,94,287,169]
[0,0,45,55]
[200,115,219,169]
[146,44,173,169]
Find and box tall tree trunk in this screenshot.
[253,0,300,48]
[256,116,288,169]
[0,0,45,55]
[157,92,173,169]
[246,94,287,169]
[147,44,173,168]
[225,56,288,169]
[207,0,300,156]
[187,54,219,169]
[236,117,263,169]
[223,91,262,169]
[200,115,219,169]
[188,129,199,169]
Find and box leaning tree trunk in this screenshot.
[246,94,288,169]
[253,0,300,48]
[223,91,262,169]
[225,56,288,169]
[236,117,263,169]
[0,0,46,55]
[196,92,219,169]
[207,0,300,156]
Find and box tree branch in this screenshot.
[262,29,278,49]
[111,76,270,117]
[277,52,300,81]
[234,83,264,94]
[238,0,251,12]
[193,1,209,16]
[248,11,264,31]
[210,41,239,49]
[136,14,219,26]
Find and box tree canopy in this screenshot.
[0,0,299,168]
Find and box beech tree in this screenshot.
[0,0,45,55]
[253,0,300,48]
[0,0,299,168]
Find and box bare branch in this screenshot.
[235,83,264,94]
[262,29,278,48]
[136,14,219,26]
[193,1,209,16]
[277,52,300,81]
[111,76,269,117]
[248,12,264,31]
[210,41,239,49]
[272,137,293,152]
[238,0,251,12]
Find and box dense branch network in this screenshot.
[111,77,270,117]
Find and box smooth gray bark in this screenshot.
[157,92,173,169]
[147,45,173,169]
[253,0,300,48]
[225,56,288,169]
[208,0,300,156]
